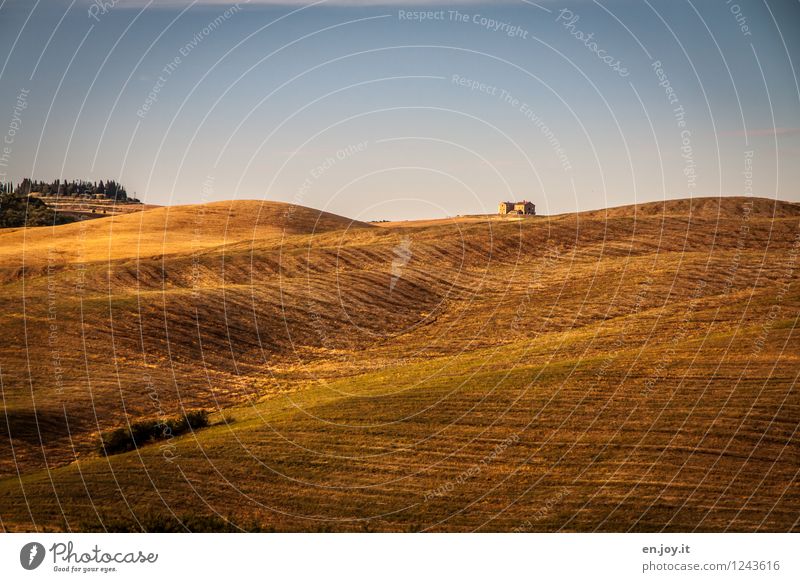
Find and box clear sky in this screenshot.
[1,0,798,220]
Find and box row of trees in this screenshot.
[0,178,131,201]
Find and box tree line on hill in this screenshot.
[1,178,132,201]
[0,178,135,228]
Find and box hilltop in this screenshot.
[0,178,142,227]
[572,196,800,219]
[0,200,369,275]
[0,196,797,532]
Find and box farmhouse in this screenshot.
[498,200,536,215]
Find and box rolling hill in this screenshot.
[0,196,798,532]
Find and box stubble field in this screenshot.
[0,196,797,532]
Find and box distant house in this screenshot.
[498,200,536,215]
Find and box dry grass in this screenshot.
[0,196,798,532]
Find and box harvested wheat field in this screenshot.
[0,196,798,532]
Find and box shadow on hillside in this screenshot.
[0,407,91,445]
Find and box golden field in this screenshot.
[0,196,798,532]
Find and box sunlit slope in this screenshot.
[0,200,369,270]
[0,196,798,531]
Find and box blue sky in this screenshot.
[0,0,798,219]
